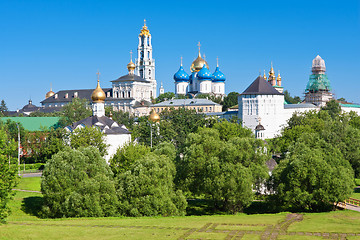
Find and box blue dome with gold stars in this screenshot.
[197,64,212,80]
[212,66,226,82]
[174,66,190,82]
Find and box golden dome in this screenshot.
[45,90,55,98]
[149,110,160,122]
[91,80,106,103]
[277,72,281,81]
[190,52,209,72]
[127,60,136,71]
[263,70,267,80]
[139,20,151,37]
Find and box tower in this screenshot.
[91,72,106,117]
[135,20,157,99]
[304,55,332,106]
[159,82,165,95]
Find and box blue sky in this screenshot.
[1,0,359,110]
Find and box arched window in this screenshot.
[149,69,151,79]
[150,91,153,97]
[122,92,125,98]
[128,91,131,98]
[148,51,150,58]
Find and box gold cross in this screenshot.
[216,56,219,67]
[180,56,183,66]
[130,50,133,61]
[197,42,201,52]
[144,19,146,26]
[96,71,100,82]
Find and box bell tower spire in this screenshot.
[135,19,157,98]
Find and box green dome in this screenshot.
[306,74,331,92]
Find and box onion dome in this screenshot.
[45,89,55,99]
[139,20,151,37]
[255,124,265,131]
[212,66,226,82]
[127,60,136,71]
[190,52,209,72]
[174,65,190,82]
[312,55,326,74]
[197,64,212,80]
[149,110,160,122]
[91,80,106,103]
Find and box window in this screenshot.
[140,69,143,78]
[122,92,125,98]
[128,91,131,98]
[149,69,151,79]
[148,51,150,58]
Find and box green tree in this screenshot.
[109,143,151,176]
[115,152,187,217]
[69,126,108,156]
[156,92,176,103]
[284,90,301,104]
[270,133,354,212]
[178,126,268,212]
[105,108,135,130]
[40,128,66,161]
[41,146,118,218]
[222,92,239,111]
[0,100,8,116]
[0,126,18,222]
[321,99,342,119]
[59,98,92,127]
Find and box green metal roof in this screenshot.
[340,103,360,108]
[0,117,61,131]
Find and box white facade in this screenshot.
[175,81,188,95]
[105,133,131,162]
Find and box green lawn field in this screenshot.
[2,177,360,240]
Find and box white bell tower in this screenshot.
[135,20,157,99]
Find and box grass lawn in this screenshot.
[16,177,41,192]
[2,177,360,239]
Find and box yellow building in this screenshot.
[151,99,222,114]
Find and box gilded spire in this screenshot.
[91,71,106,103]
[139,19,151,37]
[263,70,267,80]
[45,83,55,98]
[197,41,201,57]
[127,50,136,74]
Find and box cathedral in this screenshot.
[173,44,226,98]
[41,21,156,116]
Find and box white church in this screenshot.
[238,55,360,139]
[42,21,157,116]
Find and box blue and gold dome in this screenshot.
[197,64,212,80]
[174,66,190,82]
[212,66,226,82]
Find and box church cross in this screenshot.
[180,56,183,66]
[96,71,100,82]
[130,50,133,61]
[197,42,201,52]
[216,56,219,67]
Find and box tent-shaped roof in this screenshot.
[241,76,283,95]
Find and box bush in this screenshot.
[116,152,187,217]
[41,146,118,218]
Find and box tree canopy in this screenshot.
[41,147,118,218]
[270,133,354,212]
[0,126,18,222]
[177,122,268,213]
[222,92,239,111]
[59,98,92,127]
[69,126,108,157]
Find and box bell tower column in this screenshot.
[135,20,157,99]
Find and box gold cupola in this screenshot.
[149,110,160,122]
[263,70,267,80]
[190,42,209,72]
[91,72,106,103]
[127,50,136,74]
[139,19,151,37]
[45,84,55,99]
[277,71,282,87]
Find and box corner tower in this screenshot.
[135,20,157,99]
